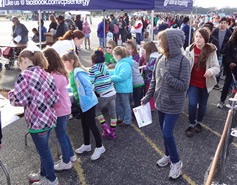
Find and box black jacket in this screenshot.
[48,21,57,32]
[212,28,232,54]
[55,22,68,38]
[223,40,237,73]
[210,36,220,58]
[75,20,83,31]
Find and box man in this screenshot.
[110,14,118,44]
[180,16,194,49]
[12,17,29,44]
[212,17,232,89]
[54,15,68,38]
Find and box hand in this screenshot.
[141,101,145,105]
[230,63,237,69]
[204,71,212,78]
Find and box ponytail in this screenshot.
[58,30,85,41]
[113,46,128,59]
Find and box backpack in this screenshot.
[113,24,119,34]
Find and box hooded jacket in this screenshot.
[111,56,134,93]
[141,29,191,114]
[82,21,91,35]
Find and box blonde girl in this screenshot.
[105,40,117,68]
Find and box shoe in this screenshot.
[194,124,202,133]
[169,161,183,179]
[103,127,116,139]
[54,160,72,171]
[118,122,129,127]
[156,155,170,167]
[28,172,44,183]
[214,85,221,90]
[91,145,105,160]
[217,101,224,109]
[101,122,111,138]
[32,177,59,185]
[60,154,77,163]
[185,126,195,137]
[75,144,91,154]
[117,120,123,124]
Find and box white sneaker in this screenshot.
[156,155,171,167]
[32,177,59,185]
[169,161,183,179]
[60,155,77,163]
[54,160,72,171]
[75,144,91,154]
[217,101,224,109]
[91,145,105,160]
[28,172,44,183]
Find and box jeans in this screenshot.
[54,115,74,163]
[99,37,106,48]
[188,85,209,125]
[116,93,131,125]
[133,85,145,108]
[158,110,180,163]
[31,130,56,182]
[216,57,223,85]
[136,33,141,45]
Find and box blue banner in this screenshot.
[0,0,154,10]
[155,0,193,11]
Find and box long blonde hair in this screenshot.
[61,52,87,72]
[113,46,128,59]
[157,30,170,58]
[18,49,48,69]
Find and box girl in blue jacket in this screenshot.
[62,49,105,161]
[111,46,134,126]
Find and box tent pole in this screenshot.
[38,10,42,49]
[188,10,193,46]
[103,10,105,49]
[151,10,154,41]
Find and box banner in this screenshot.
[155,0,193,11]
[0,0,154,10]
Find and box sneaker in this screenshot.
[75,144,91,154]
[217,101,224,109]
[169,161,183,179]
[185,126,195,137]
[29,172,44,183]
[32,177,59,185]
[214,85,221,90]
[156,155,171,167]
[194,124,202,133]
[91,145,105,160]
[54,160,72,171]
[60,155,77,163]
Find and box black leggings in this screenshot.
[80,106,102,148]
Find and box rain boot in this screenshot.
[101,122,111,138]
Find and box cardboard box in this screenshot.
[44,33,57,44]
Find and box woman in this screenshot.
[12,17,29,44]
[141,29,190,179]
[52,30,85,57]
[184,29,220,137]
[48,14,58,32]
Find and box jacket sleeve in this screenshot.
[143,57,156,72]
[88,68,95,84]
[8,73,30,107]
[76,72,94,98]
[206,51,220,76]
[111,63,131,83]
[21,24,29,36]
[163,57,191,92]
[223,41,234,67]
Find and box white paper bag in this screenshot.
[133,102,152,128]
[14,35,22,43]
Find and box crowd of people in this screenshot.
[0,11,237,185]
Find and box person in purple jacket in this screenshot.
[82,21,91,49]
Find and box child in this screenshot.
[89,48,117,139]
[126,42,145,108]
[143,41,159,111]
[105,40,117,69]
[32,28,39,43]
[61,49,105,160]
[111,46,133,126]
[43,48,76,171]
[8,46,60,185]
[82,21,91,49]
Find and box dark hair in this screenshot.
[91,51,105,64]
[40,19,44,26]
[57,15,64,21]
[126,42,138,56]
[183,17,189,24]
[59,30,85,40]
[202,24,212,32]
[143,41,158,62]
[220,17,228,23]
[204,22,214,31]
[32,28,38,33]
[230,28,237,44]
[43,47,68,79]
[76,15,81,21]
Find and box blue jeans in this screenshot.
[116,93,131,125]
[158,110,180,163]
[30,130,56,182]
[136,33,141,45]
[133,85,145,108]
[54,115,74,163]
[188,85,209,125]
[99,37,106,48]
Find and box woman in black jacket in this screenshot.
[48,14,58,32]
[217,29,237,108]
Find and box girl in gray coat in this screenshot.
[141,29,190,179]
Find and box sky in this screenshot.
[193,0,237,9]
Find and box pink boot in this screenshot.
[102,127,116,139]
[101,122,111,138]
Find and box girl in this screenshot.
[8,47,60,185]
[62,49,105,160]
[126,42,145,108]
[105,40,117,68]
[184,29,220,137]
[89,48,117,139]
[143,41,159,111]
[111,46,133,126]
[43,48,76,171]
[141,29,191,179]
[82,21,91,49]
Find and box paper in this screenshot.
[133,102,152,128]
[14,35,22,43]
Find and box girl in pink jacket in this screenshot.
[82,21,91,49]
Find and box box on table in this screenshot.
[44,33,57,44]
